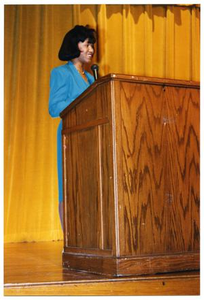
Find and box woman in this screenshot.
[49,25,96,228]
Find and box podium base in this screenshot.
[63,251,199,277]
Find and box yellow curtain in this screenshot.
[4,4,200,243]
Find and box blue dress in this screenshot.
[49,61,94,202]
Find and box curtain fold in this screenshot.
[4,4,200,243]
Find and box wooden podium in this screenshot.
[60,74,200,276]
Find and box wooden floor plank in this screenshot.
[4,241,200,296]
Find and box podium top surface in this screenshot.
[97,73,200,87]
[60,73,200,118]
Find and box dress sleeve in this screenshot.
[48,67,71,118]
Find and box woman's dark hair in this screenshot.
[58,25,96,61]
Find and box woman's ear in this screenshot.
[78,41,84,52]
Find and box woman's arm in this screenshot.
[48,67,71,118]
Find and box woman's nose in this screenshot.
[88,45,94,52]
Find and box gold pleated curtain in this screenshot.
[4,4,200,243]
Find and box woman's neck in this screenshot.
[72,59,85,74]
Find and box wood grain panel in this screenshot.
[62,81,114,252]
[65,127,100,248]
[63,122,113,251]
[116,81,200,257]
[64,83,111,128]
[118,82,169,256]
[164,86,200,252]
[100,123,114,250]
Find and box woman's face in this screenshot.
[78,38,94,64]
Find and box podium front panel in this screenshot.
[115,81,200,257]
[62,81,115,255]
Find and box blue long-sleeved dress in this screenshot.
[49,61,94,202]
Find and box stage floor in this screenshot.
[4,241,200,296]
